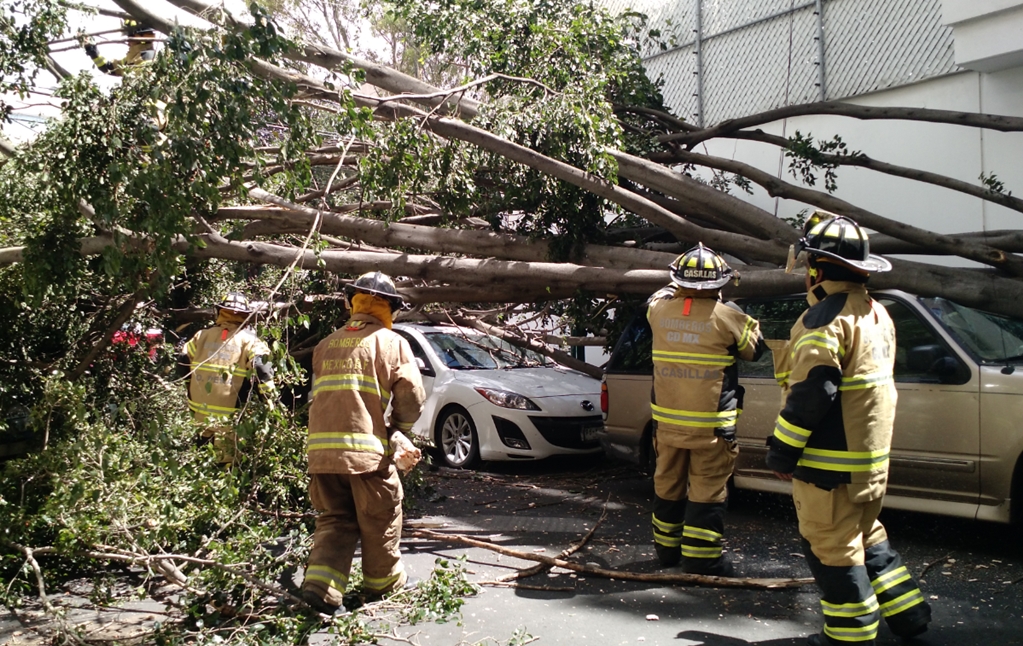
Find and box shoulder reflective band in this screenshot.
[307,432,389,455]
[651,404,738,428]
[773,416,811,448]
[736,317,757,352]
[792,331,845,358]
[652,350,735,367]
[840,372,894,391]
[797,447,889,472]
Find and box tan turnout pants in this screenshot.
[792,478,888,565]
[302,465,406,607]
[653,433,738,504]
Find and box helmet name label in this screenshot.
[683,269,720,279]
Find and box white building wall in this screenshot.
[600,0,1023,254]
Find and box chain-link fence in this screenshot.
[603,0,957,125]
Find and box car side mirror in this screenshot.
[932,356,962,384]
[415,357,435,377]
[907,344,946,373]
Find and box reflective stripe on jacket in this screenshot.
[307,313,425,475]
[767,281,897,489]
[647,287,764,442]
[186,323,269,422]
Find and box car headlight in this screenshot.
[474,387,540,411]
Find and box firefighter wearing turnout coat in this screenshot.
[300,272,425,616]
[647,244,766,576]
[767,214,931,646]
[84,19,156,77]
[181,293,275,464]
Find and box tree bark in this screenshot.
[671,150,1023,276]
[659,101,1023,147]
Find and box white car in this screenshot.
[392,323,604,468]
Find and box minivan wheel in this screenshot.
[436,406,480,469]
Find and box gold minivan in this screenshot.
[599,290,1023,524]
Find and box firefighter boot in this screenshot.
[680,501,735,576]
[863,540,930,639]
[652,496,686,567]
[804,541,879,646]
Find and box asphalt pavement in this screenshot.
[4,454,1022,645]
[391,454,1023,646]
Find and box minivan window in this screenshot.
[877,298,969,384]
[606,316,653,374]
[738,298,806,378]
[921,296,1023,364]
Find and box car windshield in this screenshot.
[423,332,547,370]
[920,296,1023,363]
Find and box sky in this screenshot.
[3,0,250,143]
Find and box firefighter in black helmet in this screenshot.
[647,243,766,576]
[768,213,930,646]
[84,19,157,77]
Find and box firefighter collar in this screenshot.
[806,280,868,306]
[348,311,386,328]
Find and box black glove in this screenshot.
[764,436,799,474]
[84,42,99,58]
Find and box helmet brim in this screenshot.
[810,248,892,273]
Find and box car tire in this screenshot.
[436,406,480,469]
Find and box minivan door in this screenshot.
[875,296,980,511]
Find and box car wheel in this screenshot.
[436,406,480,469]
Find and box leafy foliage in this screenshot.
[785,131,861,193]
[0,0,67,121]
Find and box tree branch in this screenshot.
[409,528,812,590]
[660,101,1023,147]
[671,150,1023,276]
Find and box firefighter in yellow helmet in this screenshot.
[768,213,930,646]
[180,292,276,465]
[647,244,766,576]
[84,19,156,77]
[299,272,425,616]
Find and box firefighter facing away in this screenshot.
[300,272,425,616]
[84,19,156,77]
[647,243,766,576]
[180,292,276,464]
[767,213,931,646]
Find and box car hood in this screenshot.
[453,367,600,398]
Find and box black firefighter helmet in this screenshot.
[669,243,736,290]
[122,19,156,37]
[216,292,251,314]
[787,211,892,274]
[346,271,405,312]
